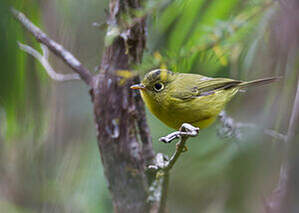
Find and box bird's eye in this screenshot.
[153,82,164,92]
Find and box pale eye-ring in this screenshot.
[153,82,164,92]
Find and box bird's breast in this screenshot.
[140,90,179,128]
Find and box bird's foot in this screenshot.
[159,123,200,143]
[159,131,181,143]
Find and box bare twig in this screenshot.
[218,111,286,141]
[157,134,191,213]
[162,124,199,171]
[159,123,199,144]
[285,81,299,142]
[158,172,169,213]
[147,123,199,213]
[265,81,299,213]
[264,163,289,213]
[18,42,80,81]
[162,136,189,171]
[11,8,94,86]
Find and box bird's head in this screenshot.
[130,69,175,96]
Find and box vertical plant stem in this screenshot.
[266,81,299,213]
[158,172,169,213]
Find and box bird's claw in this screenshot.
[159,131,181,143]
[159,123,200,143]
[180,123,200,136]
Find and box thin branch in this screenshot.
[218,111,286,141]
[163,137,188,171]
[157,134,191,213]
[18,42,80,81]
[147,123,199,213]
[158,172,169,213]
[11,8,94,86]
[285,81,299,142]
[159,123,199,144]
[264,163,289,213]
[265,81,299,213]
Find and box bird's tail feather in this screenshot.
[238,76,282,88]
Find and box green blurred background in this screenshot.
[1,0,298,212]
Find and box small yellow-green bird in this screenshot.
[131,69,279,130]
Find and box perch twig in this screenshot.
[147,123,199,213]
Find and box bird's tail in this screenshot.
[238,76,282,88]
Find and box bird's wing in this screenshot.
[170,75,242,101]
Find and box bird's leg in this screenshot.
[159,123,200,143]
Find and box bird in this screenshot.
[131,69,280,130]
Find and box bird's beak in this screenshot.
[130,84,145,90]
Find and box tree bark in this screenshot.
[92,0,154,212]
[12,1,162,211]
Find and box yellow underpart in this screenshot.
[138,70,278,130]
[140,88,238,130]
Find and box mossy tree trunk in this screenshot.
[92,0,155,212]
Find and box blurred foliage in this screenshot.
[140,0,275,77]
[1,0,298,212]
[0,0,44,139]
[0,0,111,212]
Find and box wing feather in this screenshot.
[170,74,242,101]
